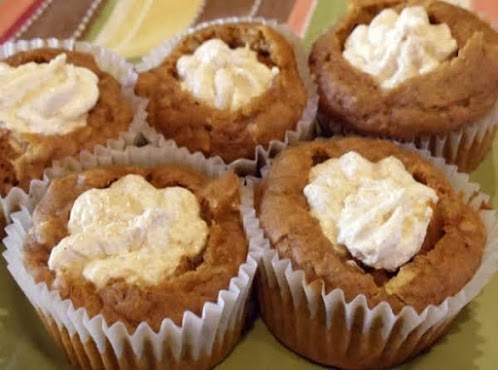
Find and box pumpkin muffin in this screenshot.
[19,164,249,369]
[0,48,134,193]
[25,165,247,329]
[255,137,493,369]
[136,21,310,165]
[0,46,136,230]
[310,0,498,172]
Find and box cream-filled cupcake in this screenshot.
[0,40,147,232]
[136,18,317,173]
[0,48,134,192]
[252,137,497,369]
[3,144,258,370]
[310,0,498,172]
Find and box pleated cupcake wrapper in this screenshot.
[323,100,498,172]
[250,143,498,368]
[136,17,318,175]
[2,143,262,369]
[0,38,149,226]
[416,101,498,167]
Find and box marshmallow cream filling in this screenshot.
[342,6,458,89]
[48,174,209,288]
[0,53,99,135]
[176,38,279,111]
[304,152,438,271]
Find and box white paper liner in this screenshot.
[324,100,498,173]
[416,100,498,162]
[250,143,498,368]
[0,38,149,227]
[2,142,261,368]
[136,17,319,175]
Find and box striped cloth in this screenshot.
[0,0,496,59]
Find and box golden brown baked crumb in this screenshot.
[309,1,498,139]
[136,23,308,163]
[0,48,134,195]
[257,137,487,313]
[23,166,248,331]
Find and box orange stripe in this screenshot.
[287,0,316,36]
[473,0,498,21]
[0,0,38,36]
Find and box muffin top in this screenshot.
[136,23,308,163]
[0,48,133,195]
[256,137,486,313]
[23,165,248,331]
[310,0,498,139]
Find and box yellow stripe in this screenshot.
[94,0,203,59]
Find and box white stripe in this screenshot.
[248,0,262,17]
[13,0,55,41]
[72,0,104,39]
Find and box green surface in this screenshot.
[1,1,497,369]
[303,0,348,49]
[83,0,118,42]
[471,138,498,207]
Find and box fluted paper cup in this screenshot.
[3,142,262,370]
[250,143,498,369]
[0,38,149,229]
[321,100,498,173]
[136,17,318,175]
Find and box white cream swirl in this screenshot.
[0,53,99,135]
[304,151,438,271]
[176,38,279,111]
[48,174,209,288]
[343,6,458,89]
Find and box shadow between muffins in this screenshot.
[400,305,483,370]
